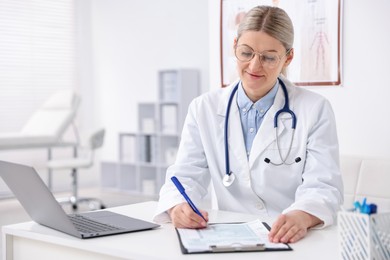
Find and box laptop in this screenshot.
[0,160,160,239]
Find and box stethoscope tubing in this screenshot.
[224,85,238,178]
[223,77,298,186]
[274,80,297,129]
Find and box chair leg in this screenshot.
[71,168,78,210]
[56,169,78,210]
[57,168,106,211]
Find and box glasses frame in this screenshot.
[234,45,292,69]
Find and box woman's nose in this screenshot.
[248,54,263,70]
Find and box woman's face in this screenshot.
[234,31,293,101]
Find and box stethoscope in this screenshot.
[222,78,301,187]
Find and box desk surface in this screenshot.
[2,201,340,260]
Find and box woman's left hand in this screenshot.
[268,210,322,243]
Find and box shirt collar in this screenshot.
[236,81,279,116]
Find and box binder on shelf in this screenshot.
[160,71,179,102]
[161,105,177,134]
[121,135,136,163]
[138,103,156,133]
[150,135,157,163]
[138,136,145,162]
[144,135,151,163]
[139,135,154,163]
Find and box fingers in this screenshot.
[287,228,307,243]
[169,203,208,229]
[199,209,209,222]
[268,211,308,243]
[268,214,288,242]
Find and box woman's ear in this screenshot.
[284,48,294,66]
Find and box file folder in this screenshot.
[175,220,292,254]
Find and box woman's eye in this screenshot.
[241,51,253,57]
[262,55,277,62]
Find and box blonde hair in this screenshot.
[236,6,294,75]
[237,6,294,50]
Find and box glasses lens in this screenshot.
[260,52,280,69]
[235,45,254,62]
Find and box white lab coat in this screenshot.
[154,75,343,227]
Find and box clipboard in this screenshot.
[175,220,293,254]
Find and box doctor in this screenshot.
[154,5,343,243]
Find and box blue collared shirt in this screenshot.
[236,81,279,157]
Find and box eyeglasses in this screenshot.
[234,45,291,69]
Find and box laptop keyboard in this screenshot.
[69,214,123,234]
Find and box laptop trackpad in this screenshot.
[81,211,159,230]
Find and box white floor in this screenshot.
[0,188,156,257]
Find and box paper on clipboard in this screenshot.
[176,219,291,254]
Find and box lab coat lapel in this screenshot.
[217,81,249,174]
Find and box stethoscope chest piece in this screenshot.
[222,173,235,187]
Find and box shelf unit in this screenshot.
[101,69,200,196]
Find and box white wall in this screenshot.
[209,0,390,158]
[80,0,209,162]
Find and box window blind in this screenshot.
[0,0,76,132]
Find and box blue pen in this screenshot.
[171,176,207,222]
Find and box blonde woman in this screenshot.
[154,5,343,244]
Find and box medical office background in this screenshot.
[0,0,390,195]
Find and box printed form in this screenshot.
[176,219,289,253]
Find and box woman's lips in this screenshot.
[246,71,262,79]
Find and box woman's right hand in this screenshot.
[168,202,208,228]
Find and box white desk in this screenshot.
[2,201,340,260]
